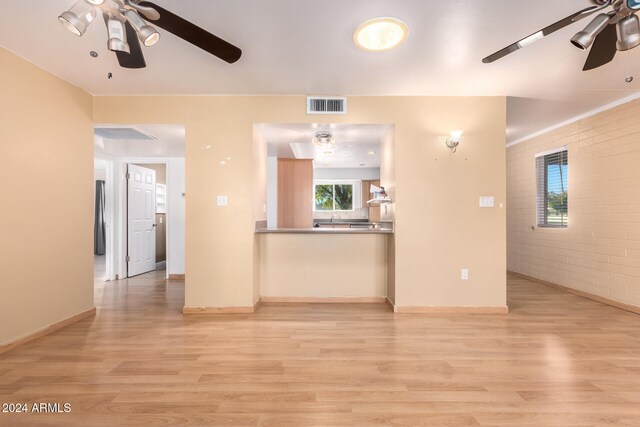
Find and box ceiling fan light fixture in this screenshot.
[571,13,612,50]
[107,15,130,54]
[616,14,640,51]
[142,31,160,47]
[58,0,97,36]
[124,10,161,47]
[354,17,409,52]
[313,131,335,148]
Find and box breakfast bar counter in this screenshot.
[257,225,391,300]
[255,220,394,234]
[256,227,393,234]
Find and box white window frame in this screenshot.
[313,180,357,212]
[535,147,568,228]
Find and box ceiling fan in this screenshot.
[483,0,640,71]
[58,0,242,69]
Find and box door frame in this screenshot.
[94,155,116,282]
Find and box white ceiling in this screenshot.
[2,0,640,143]
[94,124,185,157]
[256,123,390,168]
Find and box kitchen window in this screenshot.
[314,183,354,211]
[536,148,568,227]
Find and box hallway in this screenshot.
[1,274,640,426]
[94,255,106,285]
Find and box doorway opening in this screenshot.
[254,123,395,229]
[94,124,185,285]
[252,123,396,304]
[94,159,110,284]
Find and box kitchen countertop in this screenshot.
[255,220,394,234]
[256,227,393,234]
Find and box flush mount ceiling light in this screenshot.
[354,17,409,52]
[57,0,242,69]
[313,131,335,148]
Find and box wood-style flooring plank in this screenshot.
[1,272,640,426]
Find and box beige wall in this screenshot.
[380,129,396,223]
[380,129,397,303]
[253,128,268,223]
[94,95,507,310]
[392,98,507,308]
[0,48,94,345]
[252,128,268,304]
[260,234,387,298]
[140,163,166,186]
[507,100,640,308]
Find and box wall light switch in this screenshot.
[217,195,228,207]
[461,269,469,281]
[479,196,495,208]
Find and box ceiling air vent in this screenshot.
[94,126,158,141]
[307,96,347,115]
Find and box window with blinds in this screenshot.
[536,148,568,227]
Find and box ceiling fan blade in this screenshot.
[483,5,606,63]
[136,1,242,64]
[116,21,147,69]
[583,23,617,70]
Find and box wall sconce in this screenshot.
[445,130,464,153]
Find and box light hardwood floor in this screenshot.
[1,274,640,426]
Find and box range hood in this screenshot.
[367,198,392,205]
[367,183,392,205]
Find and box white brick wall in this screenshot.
[507,99,640,307]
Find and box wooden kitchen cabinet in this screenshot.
[277,159,313,228]
[361,180,370,208]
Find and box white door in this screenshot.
[127,164,156,277]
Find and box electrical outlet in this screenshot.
[217,195,228,207]
[461,269,469,281]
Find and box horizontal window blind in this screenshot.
[536,150,568,227]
